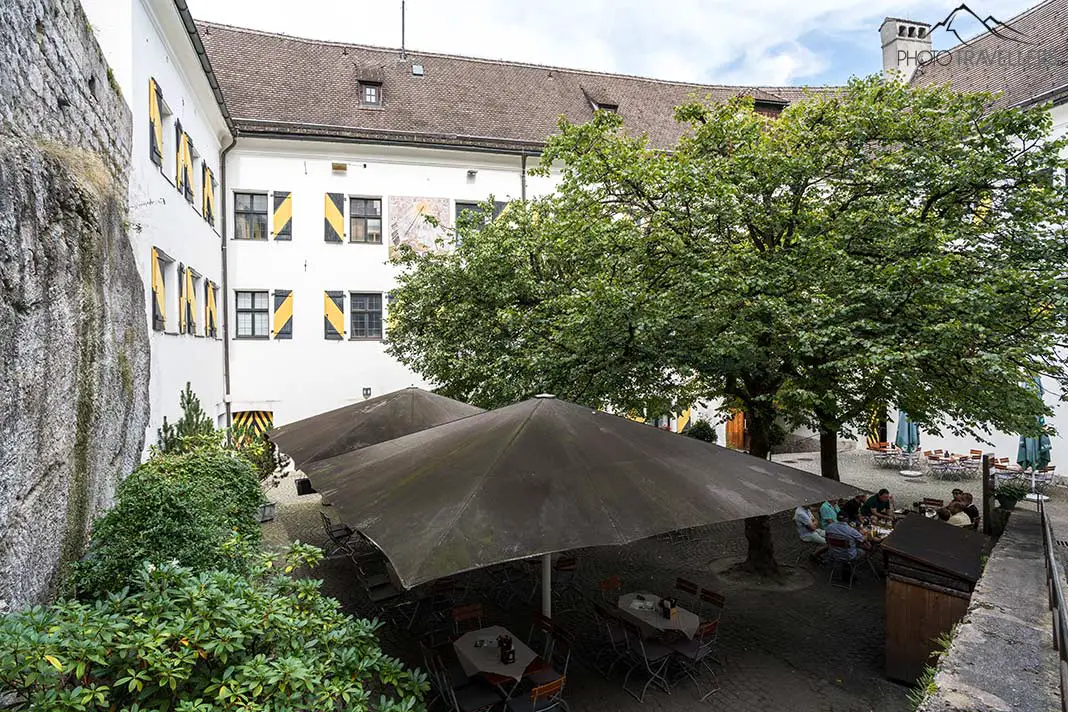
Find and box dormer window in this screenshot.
[593,101,618,113]
[360,82,381,107]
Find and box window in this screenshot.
[456,200,508,225]
[235,290,270,338]
[349,197,382,243]
[360,82,381,106]
[234,192,268,240]
[349,292,383,339]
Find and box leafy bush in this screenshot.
[685,419,718,443]
[229,423,290,482]
[68,450,261,598]
[0,544,429,711]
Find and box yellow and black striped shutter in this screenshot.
[148,78,164,166]
[202,162,216,226]
[675,408,692,433]
[150,248,165,331]
[185,268,197,334]
[324,192,344,242]
[273,289,293,339]
[181,135,195,203]
[205,281,218,337]
[232,410,274,436]
[174,120,184,191]
[176,263,186,333]
[324,291,344,339]
[273,191,292,240]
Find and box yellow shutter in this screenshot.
[175,120,184,190]
[205,281,218,337]
[182,136,195,203]
[273,191,292,239]
[324,291,345,339]
[273,290,293,339]
[148,79,164,166]
[150,248,165,331]
[186,269,197,334]
[324,193,344,242]
[177,263,186,333]
[202,163,216,226]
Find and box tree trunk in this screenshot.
[742,413,780,577]
[819,427,841,481]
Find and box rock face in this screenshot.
[0,0,150,606]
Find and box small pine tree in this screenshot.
[156,382,216,454]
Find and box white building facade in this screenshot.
[82,0,232,449]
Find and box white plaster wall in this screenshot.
[125,0,229,449]
[225,138,560,426]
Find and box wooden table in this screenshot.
[617,592,701,639]
[453,625,538,683]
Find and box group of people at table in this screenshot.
[794,488,981,565]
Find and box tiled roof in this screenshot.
[196,21,796,152]
[910,0,1068,108]
[758,86,844,103]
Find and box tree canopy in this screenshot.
[385,76,1068,573]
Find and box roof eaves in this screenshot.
[174,1,237,138]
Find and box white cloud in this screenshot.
[185,0,1041,86]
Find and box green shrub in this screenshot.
[68,450,261,598]
[229,423,290,482]
[0,544,429,712]
[155,382,217,455]
[685,418,718,443]
[994,481,1029,501]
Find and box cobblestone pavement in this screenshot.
[262,449,992,712]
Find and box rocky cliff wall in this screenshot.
[0,0,150,606]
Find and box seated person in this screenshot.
[860,489,894,521]
[819,498,841,529]
[825,513,871,562]
[936,507,951,522]
[840,493,866,522]
[961,492,980,522]
[946,502,972,527]
[951,488,964,503]
[794,505,829,562]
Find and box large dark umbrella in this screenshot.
[270,387,483,468]
[306,395,860,614]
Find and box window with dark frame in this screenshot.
[360,82,381,106]
[349,292,383,339]
[349,197,383,243]
[235,290,269,338]
[234,192,268,240]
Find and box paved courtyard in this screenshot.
[262,447,1017,711]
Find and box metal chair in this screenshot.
[526,627,573,686]
[674,577,698,606]
[921,497,944,511]
[826,536,877,590]
[527,611,556,659]
[318,511,355,556]
[591,601,630,679]
[597,575,623,604]
[505,676,567,712]
[620,619,674,702]
[666,620,721,701]
[451,603,485,636]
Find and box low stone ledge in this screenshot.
[919,510,1060,712]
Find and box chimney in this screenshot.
[879,18,932,82]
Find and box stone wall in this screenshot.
[918,510,1060,712]
[0,0,149,606]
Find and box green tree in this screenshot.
[684,419,717,444]
[1,544,428,712]
[156,382,216,454]
[386,77,1068,576]
[68,450,261,598]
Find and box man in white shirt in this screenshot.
[794,505,828,562]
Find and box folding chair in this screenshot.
[826,536,877,590]
[525,627,573,686]
[921,498,944,513]
[318,511,355,556]
[597,575,623,604]
[666,620,721,701]
[505,676,567,712]
[620,618,674,702]
[591,601,630,678]
[451,603,485,636]
[527,611,556,658]
[674,577,699,605]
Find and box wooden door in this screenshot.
[726,411,746,450]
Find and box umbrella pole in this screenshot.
[541,553,552,618]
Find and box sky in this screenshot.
[185,0,1043,87]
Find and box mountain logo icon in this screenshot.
[927,3,1032,46]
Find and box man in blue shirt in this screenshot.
[825,512,870,563]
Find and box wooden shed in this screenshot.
[881,514,986,683]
